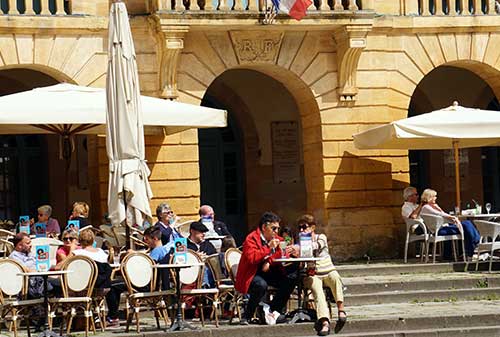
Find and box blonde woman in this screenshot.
[298,215,346,336]
[69,201,90,228]
[418,188,479,257]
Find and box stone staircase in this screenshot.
[332,260,500,336]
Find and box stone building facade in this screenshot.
[1,0,499,259]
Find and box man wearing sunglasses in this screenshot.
[235,212,298,325]
[154,203,183,247]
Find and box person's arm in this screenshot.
[409,204,423,219]
[242,236,272,265]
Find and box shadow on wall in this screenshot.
[324,152,409,261]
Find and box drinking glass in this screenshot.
[486,203,492,214]
[279,241,287,256]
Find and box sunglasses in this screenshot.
[162,211,174,215]
[298,224,310,230]
[63,237,75,242]
[270,226,280,232]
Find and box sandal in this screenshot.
[334,310,347,334]
[315,318,330,336]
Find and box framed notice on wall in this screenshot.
[271,121,300,184]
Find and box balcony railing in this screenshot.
[155,0,366,13]
[415,0,498,15]
[0,0,71,15]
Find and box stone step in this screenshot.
[345,286,500,305]
[343,272,500,294]
[336,260,500,277]
[328,325,500,337]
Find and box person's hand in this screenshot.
[286,245,299,257]
[198,251,207,261]
[262,261,270,272]
[269,238,280,250]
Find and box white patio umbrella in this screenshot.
[0,83,227,138]
[353,102,500,209]
[106,0,151,248]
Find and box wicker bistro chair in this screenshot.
[421,214,466,264]
[205,253,237,321]
[0,238,14,257]
[120,252,173,333]
[404,218,429,263]
[0,259,44,337]
[48,255,98,337]
[176,249,219,327]
[473,220,500,272]
[223,248,244,323]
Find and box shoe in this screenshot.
[334,311,347,334]
[276,314,288,324]
[317,318,330,336]
[239,318,249,325]
[106,317,120,327]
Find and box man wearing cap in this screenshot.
[187,221,216,256]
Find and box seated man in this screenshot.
[106,226,170,326]
[235,212,298,325]
[187,221,216,288]
[9,233,56,330]
[401,186,423,222]
[198,205,232,251]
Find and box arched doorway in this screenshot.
[408,65,500,211]
[0,68,90,223]
[198,68,308,243]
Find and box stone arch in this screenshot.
[0,33,107,87]
[177,31,326,217]
[391,32,500,115]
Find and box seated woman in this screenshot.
[297,215,346,336]
[54,229,80,270]
[69,201,90,229]
[73,229,109,263]
[418,188,479,258]
[36,205,61,238]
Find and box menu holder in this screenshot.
[35,245,50,272]
[66,219,80,232]
[18,215,30,234]
[34,222,47,238]
[299,232,313,258]
[173,237,187,264]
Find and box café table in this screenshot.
[274,256,322,324]
[17,270,71,337]
[153,262,205,331]
[458,213,500,220]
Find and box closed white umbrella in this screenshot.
[353,102,500,209]
[106,0,152,247]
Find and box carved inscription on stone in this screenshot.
[230,31,283,64]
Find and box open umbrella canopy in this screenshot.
[353,102,500,150]
[0,83,227,136]
[353,102,500,209]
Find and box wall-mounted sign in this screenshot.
[271,121,300,183]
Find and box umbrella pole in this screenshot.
[123,190,131,250]
[453,140,461,212]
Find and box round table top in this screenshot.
[458,213,500,218]
[17,270,72,276]
[205,235,226,240]
[153,263,205,269]
[274,257,323,263]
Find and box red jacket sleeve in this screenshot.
[243,234,271,265]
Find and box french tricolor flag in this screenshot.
[271,0,312,20]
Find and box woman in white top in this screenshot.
[418,188,479,257]
[73,229,109,263]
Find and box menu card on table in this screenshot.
[35,245,50,272]
[34,222,47,238]
[18,215,30,234]
[299,232,313,258]
[173,237,187,264]
[66,220,80,232]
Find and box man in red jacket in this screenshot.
[235,212,298,325]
